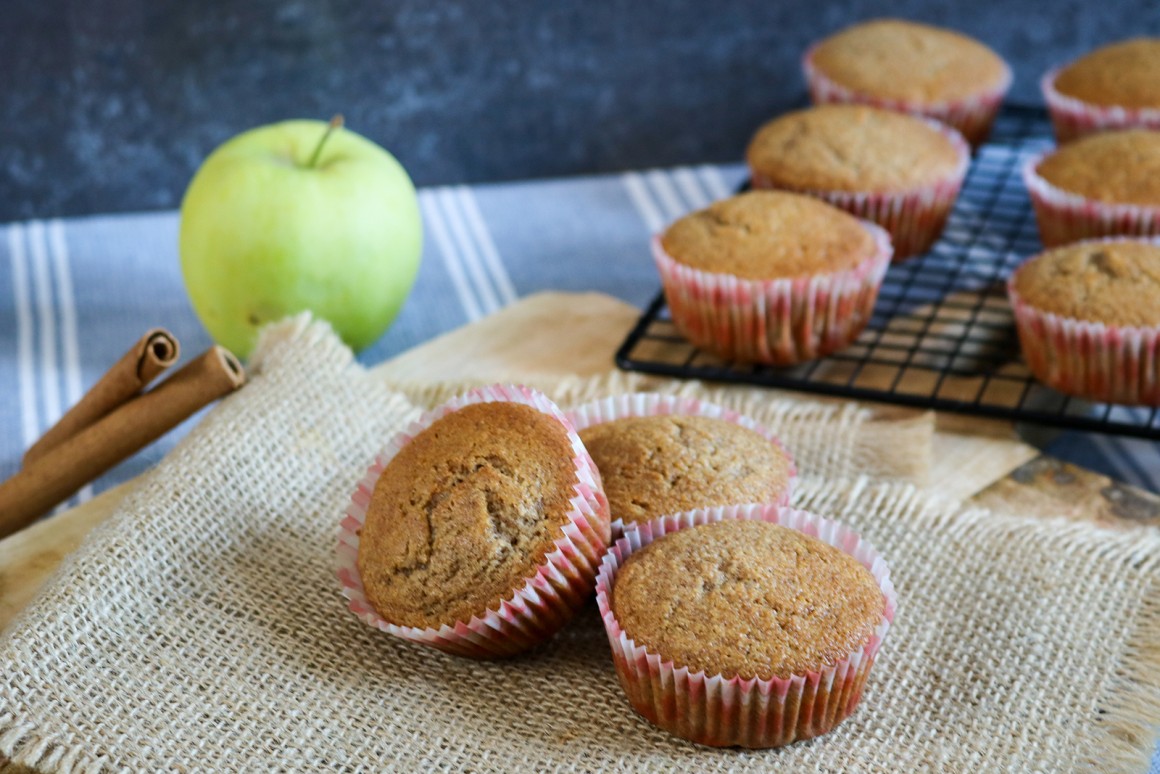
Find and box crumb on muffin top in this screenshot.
[357,401,577,630]
[578,414,793,526]
[747,104,965,193]
[1012,239,1160,328]
[810,18,1009,104]
[660,190,879,280]
[612,518,884,679]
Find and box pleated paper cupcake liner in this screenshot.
[802,43,1011,148]
[750,119,969,260]
[653,223,892,365]
[1023,155,1160,248]
[1009,244,1160,406]
[1041,67,1160,144]
[596,503,896,748]
[564,393,797,537]
[336,383,611,659]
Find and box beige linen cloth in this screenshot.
[1,318,1158,772]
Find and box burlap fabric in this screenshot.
[1,318,1158,772]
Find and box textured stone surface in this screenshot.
[3,0,1159,220]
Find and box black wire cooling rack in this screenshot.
[615,105,1160,440]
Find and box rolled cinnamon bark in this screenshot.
[0,346,245,539]
[22,328,180,465]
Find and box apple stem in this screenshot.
[306,114,344,169]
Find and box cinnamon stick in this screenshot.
[0,346,245,539]
[22,328,180,465]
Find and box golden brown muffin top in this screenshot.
[1035,130,1160,205]
[357,402,577,630]
[1012,240,1160,328]
[612,519,883,679]
[578,415,792,526]
[660,191,878,279]
[747,104,964,193]
[810,19,1009,104]
[1053,38,1160,109]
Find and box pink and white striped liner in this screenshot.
[336,383,611,659]
[1008,238,1160,406]
[1022,155,1160,248]
[802,42,1011,148]
[596,503,896,748]
[1041,67,1160,144]
[750,117,970,260]
[565,393,797,537]
[653,222,892,365]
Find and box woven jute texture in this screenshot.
[1,318,1158,772]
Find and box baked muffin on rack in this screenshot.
[653,190,892,365]
[1023,129,1160,247]
[803,18,1011,146]
[1042,38,1160,143]
[1008,237,1160,406]
[747,104,969,259]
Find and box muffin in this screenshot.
[1008,237,1160,406]
[653,190,892,365]
[337,384,611,658]
[596,504,896,748]
[568,394,795,535]
[1023,129,1160,247]
[1043,38,1160,143]
[803,18,1011,147]
[747,104,970,258]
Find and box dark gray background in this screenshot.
[3,0,1157,221]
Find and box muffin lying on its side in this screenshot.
[337,385,610,658]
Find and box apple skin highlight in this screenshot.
[179,119,423,359]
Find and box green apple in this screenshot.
[179,116,422,359]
